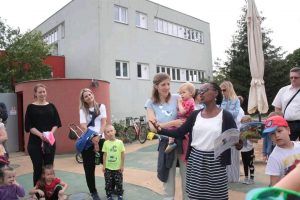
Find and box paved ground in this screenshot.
[10,139,269,200]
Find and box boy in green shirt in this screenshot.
[102,124,125,200]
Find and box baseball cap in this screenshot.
[262,116,288,137]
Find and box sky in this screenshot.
[0,0,299,62]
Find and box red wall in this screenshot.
[15,79,110,154]
[44,56,65,78]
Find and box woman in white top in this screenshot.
[79,88,107,200]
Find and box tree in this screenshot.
[0,17,52,92]
[222,6,287,112]
[285,48,300,68]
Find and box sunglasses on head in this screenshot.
[246,187,300,200]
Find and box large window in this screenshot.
[154,18,204,43]
[137,63,149,79]
[44,29,58,45]
[136,12,147,29]
[116,61,129,78]
[114,5,128,24]
[157,65,205,83]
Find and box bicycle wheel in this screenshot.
[75,153,83,163]
[125,126,137,142]
[138,125,148,144]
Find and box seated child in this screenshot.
[29,164,68,200]
[263,115,300,186]
[240,115,258,185]
[0,166,25,200]
[165,82,195,154]
[102,124,125,200]
[0,122,8,168]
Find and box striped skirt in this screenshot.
[186,148,228,200]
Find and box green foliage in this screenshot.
[218,6,288,112]
[285,48,300,68]
[0,17,52,92]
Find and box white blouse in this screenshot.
[191,110,223,151]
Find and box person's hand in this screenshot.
[234,139,243,150]
[177,97,183,104]
[92,135,100,144]
[149,120,161,131]
[263,155,268,162]
[94,145,100,152]
[58,190,64,195]
[37,189,44,197]
[173,119,184,128]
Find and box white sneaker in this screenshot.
[241,177,249,184]
[246,179,254,185]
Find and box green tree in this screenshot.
[0,17,52,92]
[223,6,287,112]
[285,48,300,68]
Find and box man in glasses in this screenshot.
[263,115,300,186]
[272,67,300,141]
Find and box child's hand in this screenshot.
[177,98,183,104]
[58,190,64,195]
[37,189,45,197]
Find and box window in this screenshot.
[136,12,147,29]
[116,61,129,78]
[43,29,58,45]
[154,17,204,43]
[114,5,128,24]
[137,63,149,79]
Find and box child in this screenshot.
[102,124,125,200]
[0,166,25,200]
[29,164,68,200]
[240,115,258,185]
[165,82,195,154]
[262,111,282,162]
[0,122,9,168]
[263,115,300,186]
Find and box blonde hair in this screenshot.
[79,88,100,116]
[104,124,115,133]
[220,81,237,100]
[33,83,46,99]
[241,115,252,123]
[179,82,196,96]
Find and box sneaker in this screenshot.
[165,143,177,153]
[241,177,249,184]
[118,196,123,200]
[107,196,113,200]
[91,192,101,200]
[246,179,254,185]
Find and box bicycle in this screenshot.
[124,116,149,144]
[68,123,84,163]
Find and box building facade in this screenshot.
[35,0,213,120]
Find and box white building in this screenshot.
[35,0,213,120]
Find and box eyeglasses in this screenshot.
[221,89,226,92]
[199,88,209,95]
[246,187,300,200]
[290,76,300,80]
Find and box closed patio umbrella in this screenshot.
[247,0,269,115]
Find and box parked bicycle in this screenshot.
[123,116,149,144]
[68,123,84,163]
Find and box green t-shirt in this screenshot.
[102,139,125,170]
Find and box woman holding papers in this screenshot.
[220,81,241,183]
[150,82,237,200]
[25,83,61,186]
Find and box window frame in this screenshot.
[114,5,128,24]
[115,61,129,79]
[137,63,149,80]
[136,11,148,29]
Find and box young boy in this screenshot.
[102,124,125,200]
[263,115,300,186]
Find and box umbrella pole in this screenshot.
[257,111,262,122]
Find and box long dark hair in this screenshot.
[151,73,171,104]
[209,82,223,105]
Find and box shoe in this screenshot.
[91,192,101,200]
[107,196,113,200]
[246,179,254,185]
[241,177,249,184]
[118,196,123,200]
[165,143,177,153]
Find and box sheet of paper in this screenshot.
[214,128,240,159]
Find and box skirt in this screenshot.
[186,148,228,200]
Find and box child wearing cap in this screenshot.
[263,115,300,186]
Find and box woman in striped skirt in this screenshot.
[151,82,238,200]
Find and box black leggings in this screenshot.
[35,185,62,200]
[27,143,56,186]
[241,149,255,178]
[81,139,105,194]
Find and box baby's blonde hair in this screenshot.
[179,82,195,96]
[241,115,252,123]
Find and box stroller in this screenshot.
[68,123,84,163]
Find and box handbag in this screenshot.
[68,129,78,140]
[75,128,97,152]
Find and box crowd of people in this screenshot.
[0,66,299,199]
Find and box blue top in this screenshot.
[144,94,179,123]
[221,98,240,120]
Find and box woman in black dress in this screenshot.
[25,83,61,185]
